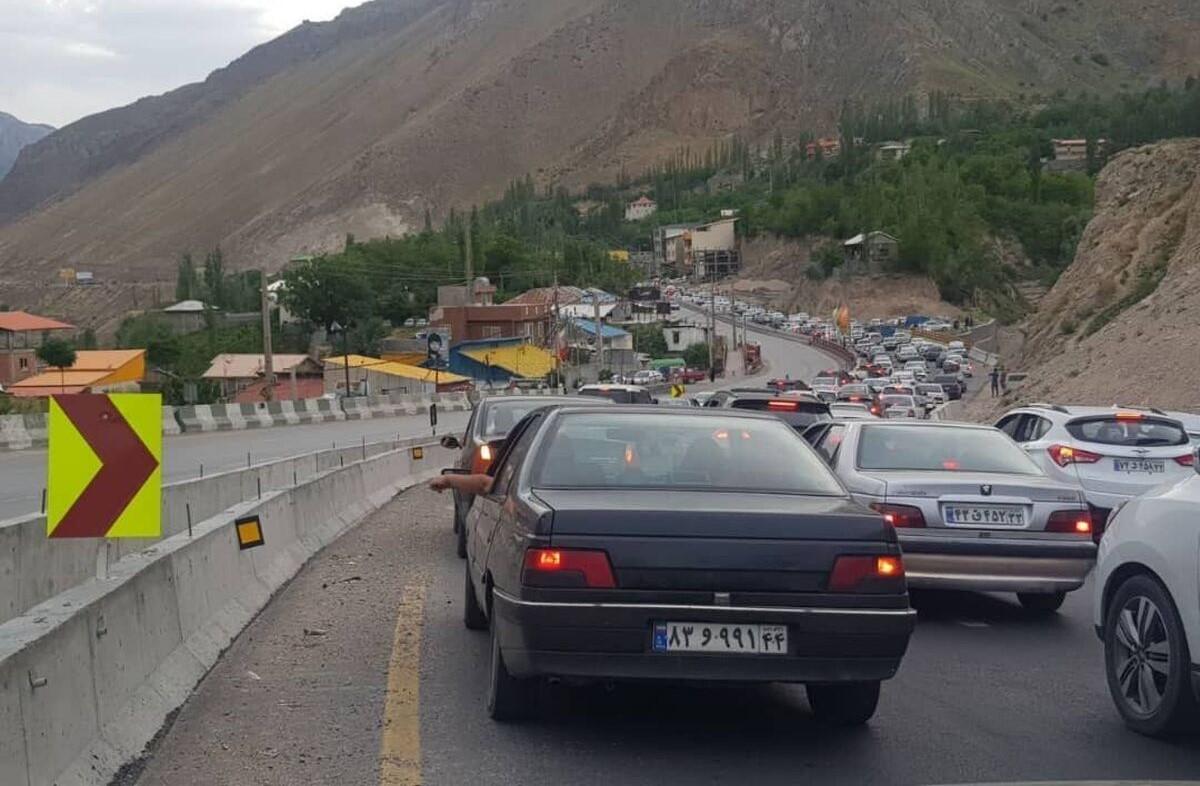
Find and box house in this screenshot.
[1046,138,1107,172]
[624,196,657,222]
[663,323,710,352]
[877,141,912,161]
[8,349,145,397]
[653,224,695,271]
[504,286,586,309]
[805,137,842,160]
[843,231,900,268]
[567,318,633,352]
[428,302,554,345]
[437,277,497,307]
[0,311,75,387]
[1053,139,1090,161]
[202,353,325,402]
[323,354,472,396]
[449,338,558,385]
[161,299,214,333]
[690,218,741,279]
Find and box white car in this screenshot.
[996,406,1195,528]
[1093,446,1200,736]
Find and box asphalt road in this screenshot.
[0,410,470,521]
[124,485,1200,786]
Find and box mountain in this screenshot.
[1,0,1199,290]
[0,112,53,179]
[966,137,1200,419]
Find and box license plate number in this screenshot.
[944,505,1026,527]
[652,622,787,655]
[1113,459,1165,474]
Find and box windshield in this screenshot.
[858,425,1043,474]
[534,412,845,494]
[479,401,555,438]
[1066,416,1188,447]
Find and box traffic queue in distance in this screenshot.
[436,372,1200,737]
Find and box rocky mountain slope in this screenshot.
[966,138,1200,419]
[1,0,1198,292]
[0,112,53,179]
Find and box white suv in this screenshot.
[996,405,1195,529]
[1093,446,1200,736]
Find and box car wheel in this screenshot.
[1017,591,1066,615]
[806,681,880,725]
[487,611,535,721]
[463,562,487,631]
[1104,574,1198,737]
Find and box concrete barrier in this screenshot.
[161,405,181,436]
[928,400,965,422]
[0,435,436,628]
[0,435,454,786]
[0,414,41,450]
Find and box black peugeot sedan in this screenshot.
[458,405,916,723]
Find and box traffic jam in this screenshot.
[433,291,1200,739]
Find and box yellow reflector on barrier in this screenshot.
[411,446,424,461]
[236,515,265,550]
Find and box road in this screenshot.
[0,410,470,521]
[123,484,1200,786]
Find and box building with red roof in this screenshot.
[0,311,75,388]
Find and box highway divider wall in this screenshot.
[0,435,454,786]
[0,413,48,451]
[0,436,432,627]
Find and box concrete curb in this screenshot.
[0,437,454,786]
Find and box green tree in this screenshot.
[175,253,198,301]
[630,324,668,358]
[682,342,710,370]
[349,316,390,356]
[203,247,226,308]
[79,328,98,350]
[279,256,372,332]
[37,339,77,393]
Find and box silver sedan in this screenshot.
[802,420,1097,614]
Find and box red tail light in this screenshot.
[522,548,616,588]
[829,555,906,592]
[768,400,799,411]
[1047,444,1103,467]
[1174,453,1195,467]
[1046,509,1093,535]
[870,502,927,528]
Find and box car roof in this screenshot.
[578,383,649,392]
[1008,404,1184,421]
[544,404,782,423]
[479,395,584,406]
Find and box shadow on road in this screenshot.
[909,588,1071,629]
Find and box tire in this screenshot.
[463,562,487,631]
[1017,591,1066,615]
[806,681,880,726]
[1104,574,1198,737]
[486,612,535,721]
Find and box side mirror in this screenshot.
[440,435,462,450]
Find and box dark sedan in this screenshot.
[460,406,916,722]
[441,395,608,556]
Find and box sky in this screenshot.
[2,1,359,128]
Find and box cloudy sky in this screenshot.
[3,1,359,128]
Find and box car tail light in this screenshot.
[828,555,906,592]
[768,400,799,411]
[522,548,616,588]
[1047,444,1102,467]
[1173,453,1195,467]
[1047,509,1093,535]
[470,442,494,474]
[870,502,926,528]
[1115,411,1143,421]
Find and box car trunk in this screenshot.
[534,489,890,595]
[883,472,1082,531]
[1065,443,1192,497]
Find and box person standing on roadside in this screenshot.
[989,366,1000,397]
[999,365,1009,393]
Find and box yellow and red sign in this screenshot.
[47,394,162,539]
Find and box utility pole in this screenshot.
[594,296,604,375]
[259,270,275,401]
[707,267,716,376]
[464,220,475,304]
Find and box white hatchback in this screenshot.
[1093,446,1200,736]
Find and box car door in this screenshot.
[468,412,544,581]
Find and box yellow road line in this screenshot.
[380,583,426,786]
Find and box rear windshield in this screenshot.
[839,385,869,397]
[480,401,556,438]
[1066,417,1188,447]
[916,385,943,395]
[858,425,1041,474]
[731,398,831,429]
[578,388,652,405]
[535,412,845,495]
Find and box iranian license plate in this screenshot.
[1113,458,1165,474]
[652,622,787,655]
[943,505,1027,527]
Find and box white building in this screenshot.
[663,323,710,352]
[625,196,658,222]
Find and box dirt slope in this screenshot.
[965,138,1200,421]
[1,0,1198,301]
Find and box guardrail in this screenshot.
[0,434,455,786]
